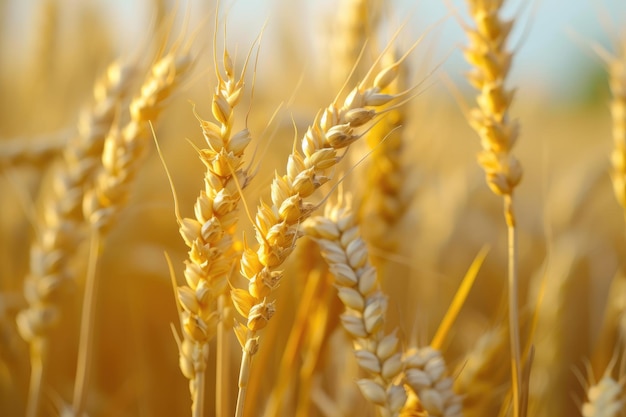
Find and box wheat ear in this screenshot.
[231,43,411,417]
[453,327,509,417]
[329,0,381,87]
[582,375,624,417]
[462,1,523,414]
[361,48,410,253]
[403,346,463,417]
[15,59,135,417]
[304,198,407,417]
[172,36,255,417]
[73,46,192,416]
[82,49,192,232]
[581,355,625,417]
[605,42,626,222]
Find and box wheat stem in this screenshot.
[72,231,101,416]
[24,339,46,417]
[192,370,206,417]
[235,334,257,417]
[216,295,231,417]
[506,195,522,417]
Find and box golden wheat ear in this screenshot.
[304,197,407,416]
[161,7,263,415]
[460,2,525,414]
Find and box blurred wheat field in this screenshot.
[1,0,626,416]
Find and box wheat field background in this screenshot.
[1,0,625,416]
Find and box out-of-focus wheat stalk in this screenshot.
[601,39,626,223]
[15,59,135,417]
[76,43,193,416]
[361,48,411,254]
[462,1,523,413]
[329,0,381,88]
[0,132,68,169]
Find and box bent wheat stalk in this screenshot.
[304,198,406,417]
[231,41,414,417]
[462,1,523,414]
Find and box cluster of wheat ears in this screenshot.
[1,0,626,416]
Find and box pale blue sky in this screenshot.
[4,0,626,104]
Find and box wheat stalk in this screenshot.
[170,34,255,417]
[231,42,412,417]
[304,198,407,417]
[15,59,135,417]
[74,45,192,416]
[82,50,192,232]
[462,1,523,413]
